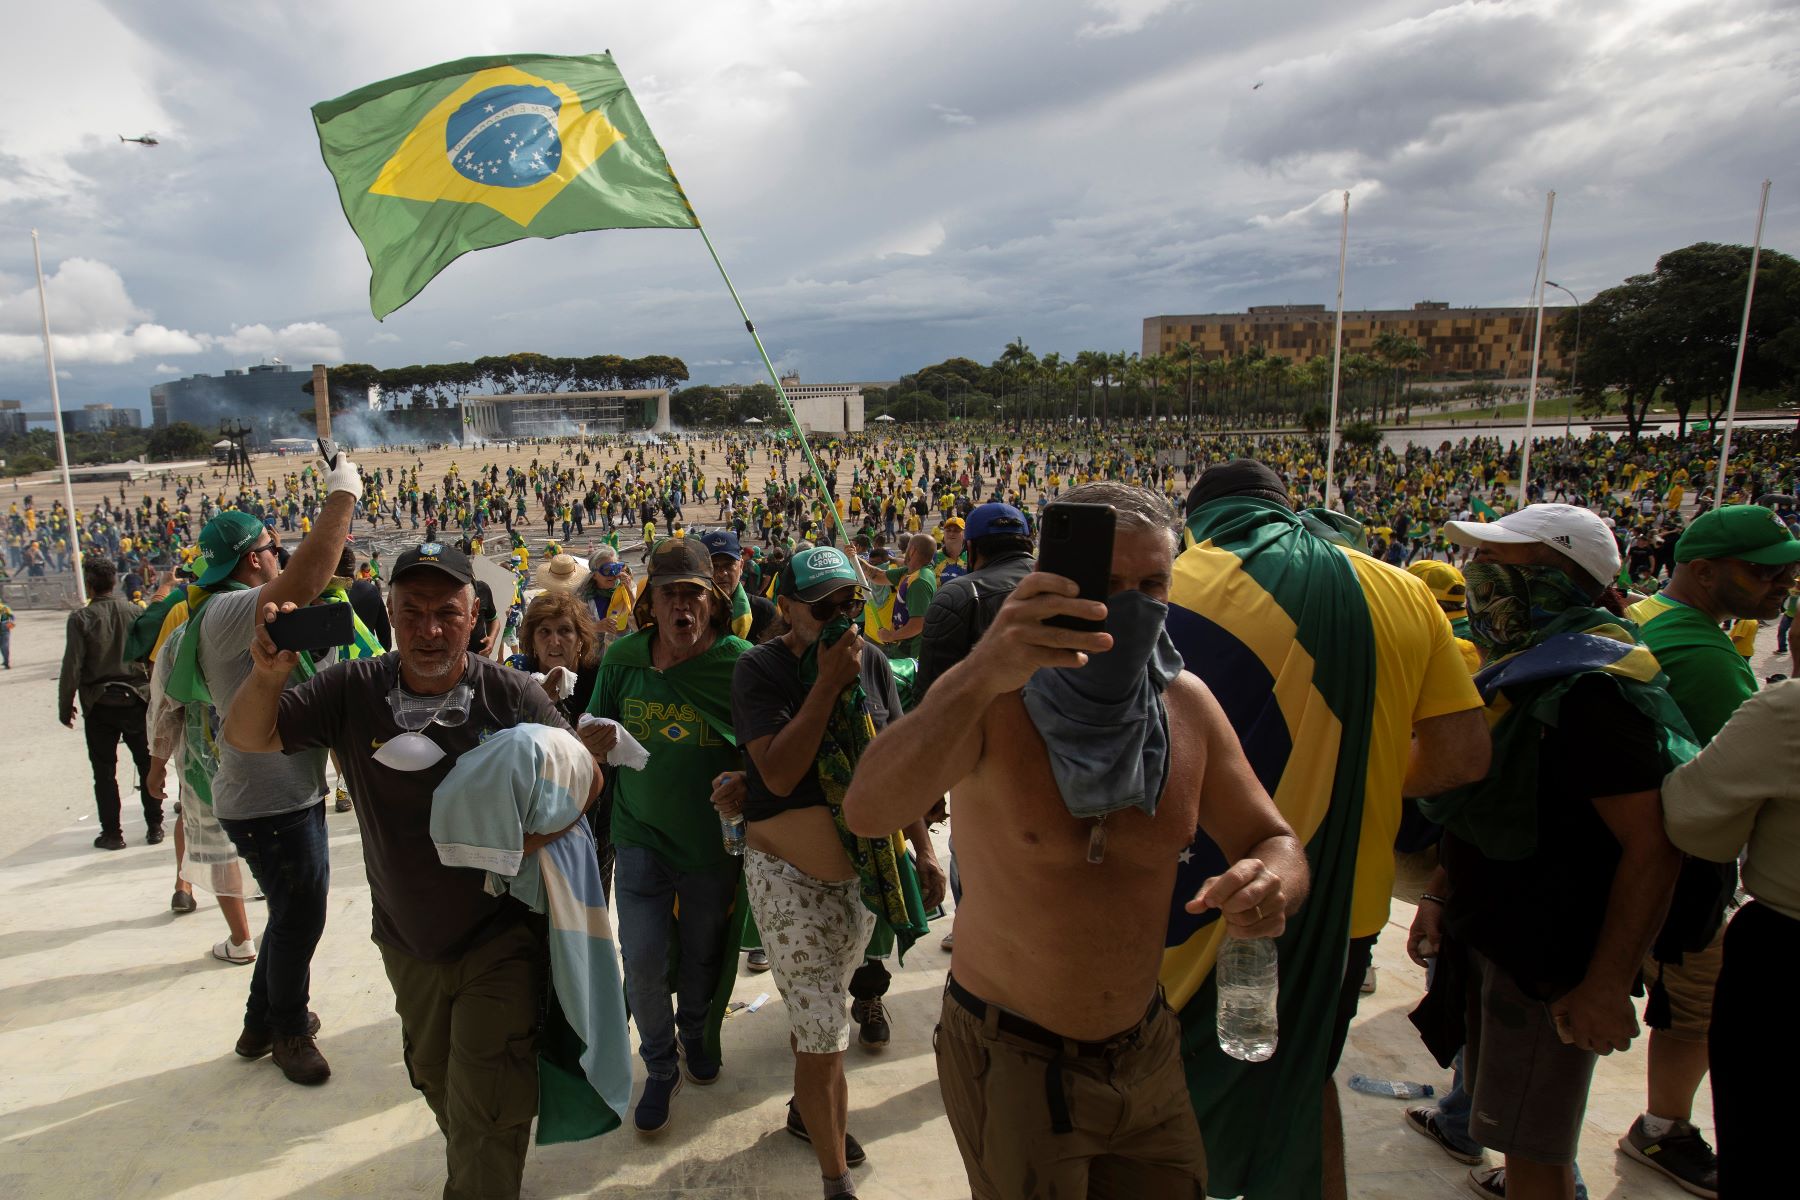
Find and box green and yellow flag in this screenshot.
[1470,494,1500,522]
[312,53,698,319]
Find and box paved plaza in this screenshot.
[0,604,1734,1198]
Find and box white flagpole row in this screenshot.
[31,230,86,605]
[1518,191,1555,509]
[1714,179,1773,503]
[1323,190,1349,511]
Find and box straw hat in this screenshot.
[535,553,590,593]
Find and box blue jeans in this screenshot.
[613,845,738,1080]
[220,802,331,1038]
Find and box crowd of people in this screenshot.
[29,418,1800,1200]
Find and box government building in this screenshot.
[150,363,371,445]
[1142,302,1573,378]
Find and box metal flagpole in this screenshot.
[694,224,853,547]
[1518,191,1554,510]
[1323,190,1349,511]
[1714,179,1773,504]
[31,230,86,605]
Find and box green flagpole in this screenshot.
[691,222,851,548]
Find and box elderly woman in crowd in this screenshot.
[581,545,638,654]
[506,590,612,895]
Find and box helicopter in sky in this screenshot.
[118,134,159,146]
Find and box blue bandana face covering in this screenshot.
[1021,589,1184,862]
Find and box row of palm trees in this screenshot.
[965,332,1431,428]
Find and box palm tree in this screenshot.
[995,338,1034,425]
[1035,351,1062,424]
[1073,350,1105,424]
[1102,350,1128,426]
[1168,341,1197,424]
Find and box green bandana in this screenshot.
[799,619,930,960]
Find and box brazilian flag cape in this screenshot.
[589,631,750,1065]
[1162,498,1375,1200]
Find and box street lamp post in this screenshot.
[1545,281,1582,439]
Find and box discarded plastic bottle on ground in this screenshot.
[721,812,747,856]
[1216,936,1279,1062]
[1347,1074,1436,1099]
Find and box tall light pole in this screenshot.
[1544,280,1581,439]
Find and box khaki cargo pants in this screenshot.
[934,983,1207,1199]
[379,918,547,1200]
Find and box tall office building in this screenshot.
[150,363,369,445]
[1142,302,1573,378]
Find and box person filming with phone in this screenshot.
[166,442,361,1084]
[845,481,1308,1198]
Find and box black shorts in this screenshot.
[1325,934,1379,1075]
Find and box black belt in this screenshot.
[946,975,1161,1136]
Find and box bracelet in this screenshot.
[1419,893,1448,906]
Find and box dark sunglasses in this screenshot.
[1727,558,1799,583]
[808,590,865,621]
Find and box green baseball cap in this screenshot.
[1675,504,1800,565]
[196,511,267,586]
[786,546,863,602]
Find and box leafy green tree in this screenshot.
[147,421,212,460]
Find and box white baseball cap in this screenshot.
[1444,503,1621,590]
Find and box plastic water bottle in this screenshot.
[1216,936,1279,1062]
[720,811,747,857]
[1347,1074,1436,1099]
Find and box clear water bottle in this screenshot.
[1216,936,1279,1062]
[1348,1074,1436,1099]
[721,811,747,856]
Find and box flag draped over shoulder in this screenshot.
[1161,497,1376,1200]
[312,53,698,319]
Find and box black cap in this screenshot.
[392,540,475,587]
[1186,460,1292,515]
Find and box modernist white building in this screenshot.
[460,389,674,439]
[722,375,865,435]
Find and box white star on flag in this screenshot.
[1178,848,1194,864]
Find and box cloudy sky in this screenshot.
[0,0,1795,417]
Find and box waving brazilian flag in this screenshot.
[312,54,698,318]
[1161,497,1375,1200]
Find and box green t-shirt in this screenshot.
[588,630,749,872]
[889,566,938,659]
[1626,594,1756,745]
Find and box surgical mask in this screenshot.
[374,683,471,772]
[1462,562,1592,659]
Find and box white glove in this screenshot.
[324,454,363,501]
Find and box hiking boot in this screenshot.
[170,889,197,915]
[1619,1116,1718,1198]
[786,1097,867,1167]
[746,948,771,973]
[634,1073,681,1134]
[94,831,126,851]
[1404,1104,1485,1166]
[852,997,890,1050]
[679,1036,720,1085]
[145,824,165,845]
[271,1034,331,1085]
[236,1011,321,1059]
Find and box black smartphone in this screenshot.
[1037,502,1115,632]
[317,436,340,468]
[268,603,354,654]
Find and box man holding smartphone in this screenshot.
[845,482,1307,1198]
[178,446,362,1083]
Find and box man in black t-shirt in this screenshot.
[1413,506,1688,1199]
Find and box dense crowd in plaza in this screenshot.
[19,416,1800,1200]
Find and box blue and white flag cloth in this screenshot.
[430,724,632,1139]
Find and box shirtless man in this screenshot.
[844,483,1309,1198]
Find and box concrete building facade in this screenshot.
[1143,302,1574,378]
[459,389,673,440]
[721,375,865,435]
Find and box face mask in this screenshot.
[375,684,471,772]
[1463,562,1592,658]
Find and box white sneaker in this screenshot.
[213,938,256,965]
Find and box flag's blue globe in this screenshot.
[445,85,563,188]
